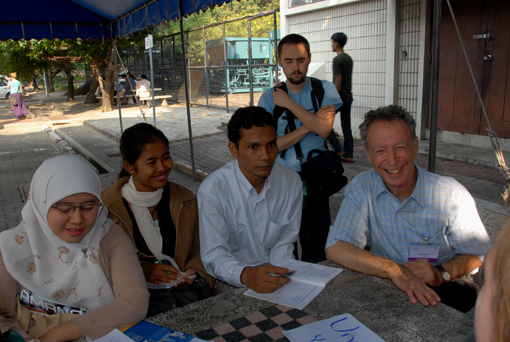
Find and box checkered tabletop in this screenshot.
[195,305,316,342]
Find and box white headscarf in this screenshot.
[0,155,115,312]
[121,176,180,271]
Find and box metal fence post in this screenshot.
[203,26,210,107]
[223,22,229,112]
[248,18,254,106]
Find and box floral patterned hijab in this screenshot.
[0,155,114,312]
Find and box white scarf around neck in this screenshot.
[121,176,180,270]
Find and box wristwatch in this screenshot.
[434,264,451,283]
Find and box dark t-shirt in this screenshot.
[332,52,353,103]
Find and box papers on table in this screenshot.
[92,329,132,342]
[243,259,343,309]
[283,313,386,342]
[94,321,208,342]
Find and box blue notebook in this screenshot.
[122,320,206,342]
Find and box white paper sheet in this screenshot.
[244,260,343,309]
[283,313,385,342]
[92,329,133,342]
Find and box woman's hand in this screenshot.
[182,268,197,285]
[142,263,185,285]
[38,321,83,342]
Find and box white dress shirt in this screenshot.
[198,159,302,287]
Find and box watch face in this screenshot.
[441,271,451,282]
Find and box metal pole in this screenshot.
[149,47,156,126]
[203,26,210,107]
[273,12,279,84]
[179,1,197,181]
[428,0,441,173]
[112,24,123,134]
[43,70,49,97]
[223,23,229,111]
[248,19,254,106]
[160,37,166,94]
[173,35,178,97]
[186,31,192,104]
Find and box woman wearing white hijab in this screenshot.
[0,155,148,341]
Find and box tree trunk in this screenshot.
[32,74,40,90]
[85,67,92,82]
[46,70,54,93]
[86,58,106,104]
[102,49,116,112]
[47,67,62,93]
[63,66,75,101]
[75,79,91,96]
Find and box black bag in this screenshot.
[272,78,347,197]
[300,149,348,197]
[147,276,215,317]
[9,96,17,106]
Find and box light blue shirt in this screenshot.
[8,80,21,94]
[198,160,302,287]
[258,77,343,172]
[326,164,492,265]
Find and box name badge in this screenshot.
[408,244,440,262]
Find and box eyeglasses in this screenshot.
[50,202,102,214]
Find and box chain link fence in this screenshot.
[121,9,280,112]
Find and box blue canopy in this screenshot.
[0,0,234,41]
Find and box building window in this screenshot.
[289,0,325,9]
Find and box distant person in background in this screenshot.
[136,74,151,107]
[122,74,136,95]
[6,72,27,120]
[328,32,354,163]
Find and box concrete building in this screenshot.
[280,0,510,151]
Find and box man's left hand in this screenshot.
[272,87,295,109]
[404,260,443,287]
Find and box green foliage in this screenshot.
[0,39,49,81]
[152,0,279,66]
[155,0,279,38]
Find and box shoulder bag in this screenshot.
[9,95,18,106]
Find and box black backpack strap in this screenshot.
[309,77,325,113]
[274,78,325,161]
[273,82,288,123]
[284,108,304,161]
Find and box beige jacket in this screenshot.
[0,224,149,340]
[101,177,214,287]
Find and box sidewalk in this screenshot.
[0,92,509,241]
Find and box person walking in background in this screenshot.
[6,72,28,120]
[328,32,354,163]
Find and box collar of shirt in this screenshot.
[373,163,426,208]
[233,159,271,201]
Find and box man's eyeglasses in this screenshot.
[50,202,102,214]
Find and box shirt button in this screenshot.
[255,224,258,227]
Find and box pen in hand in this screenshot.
[156,259,172,275]
[280,270,296,278]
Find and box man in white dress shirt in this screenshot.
[198,106,303,293]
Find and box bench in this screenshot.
[96,94,136,106]
[138,95,173,108]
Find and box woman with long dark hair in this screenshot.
[101,123,214,316]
